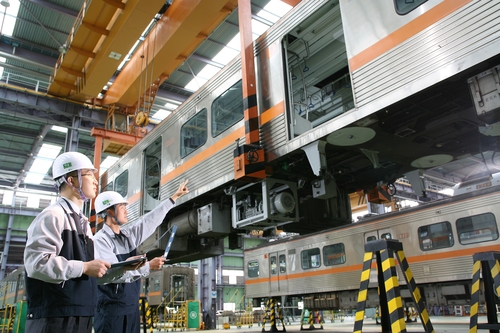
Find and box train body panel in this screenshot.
[140,266,195,308]
[99,0,500,262]
[244,184,500,309]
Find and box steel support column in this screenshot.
[0,192,16,280]
[198,257,217,329]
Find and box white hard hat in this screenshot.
[95,191,128,214]
[52,152,97,179]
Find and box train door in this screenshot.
[269,251,288,294]
[142,136,162,214]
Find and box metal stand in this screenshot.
[469,251,500,333]
[353,239,434,333]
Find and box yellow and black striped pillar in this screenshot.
[139,296,151,333]
[396,249,433,332]
[354,239,434,333]
[469,251,500,333]
[262,299,270,331]
[277,303,287,331]
[269,298,277,332]
[353,251,375,333]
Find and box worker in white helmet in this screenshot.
[93,179,189,333]
[23,151,111,333]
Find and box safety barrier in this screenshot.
[353,239,434,333]
[469,251,500,332]
[139,296,153,333]
[300,310,323,330]
[261,298,286,332]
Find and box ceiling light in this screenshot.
[58,44,67,54]
[0,0,10,8]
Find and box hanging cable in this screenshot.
[18,0,66,52]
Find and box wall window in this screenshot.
[323,243,346,266]
[301,248,321,270]
[247,260,259,278]
[212,80,243,137]
[418,221,454,251]
[115,171,128,197]
[181,109,207,158]
[394,0,427,15]
[457,213,499,245]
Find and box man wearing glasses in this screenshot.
[23,152,111,333]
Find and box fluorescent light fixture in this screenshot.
[37,144,62,158]
[24,173,45,185]
[152,109,171,121]
[184,77,208,92]
[197,65,220,80]
[51,125,67,133]
[30,158,53,172]
[164,103,178,110]
[99,156,120,176]
[258,1,292,23]
[226,34,241,52]
[2,190,13,205]
[27,195,40,208]
[251,19,269,37]
[1,0,19,36]
[211,47,238,67]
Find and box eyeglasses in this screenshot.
[81,173,96,179]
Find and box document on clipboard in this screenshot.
[110,256,146,268]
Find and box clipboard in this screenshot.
[110,256,146,268]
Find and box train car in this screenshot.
[100,0,500,263]
[244,176,500,310]
[140,266,195,309]
[0,268,24,310]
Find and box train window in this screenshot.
[144,137,161,202]
[270,255,277,275]
[102,182,113,193]
[418,221,454,251]
[394,0,428,15]
[323,243,346,266]
[211,80,244,137]
[366,235,377,242]
[380,233,392,240]
[115,170,128,197]
[181,108,207,158]
[301,248,321,270]
[247,260,259,278]
[279,254,286,273]
[457,213,499,245]
[154,279,160,292]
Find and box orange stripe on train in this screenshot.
[349,0,473,72]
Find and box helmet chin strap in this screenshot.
[112,214,125,226]
[108,207,125,226]
[61,170,89,202]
